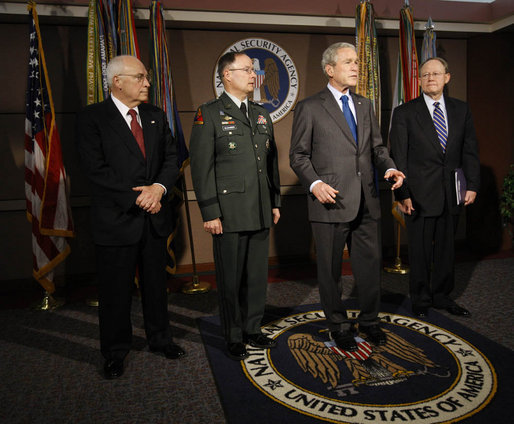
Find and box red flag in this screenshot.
[25,2,74,294]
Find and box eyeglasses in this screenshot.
[228,67,255,75]
[117,73,152,84]
[420,72,445,80]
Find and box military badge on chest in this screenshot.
[228,141,237,150]
[220,110,237,133]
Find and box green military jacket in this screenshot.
[190,92,281,233]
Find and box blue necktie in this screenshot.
[341,95,358,144]
[433,102,447,152]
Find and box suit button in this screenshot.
[357,171,361,176]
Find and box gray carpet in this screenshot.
[0,257,512,423]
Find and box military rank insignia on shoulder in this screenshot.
[193,108,204,125]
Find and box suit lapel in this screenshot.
[320,88,357,149]
[248,102,257,131]
[140,105,156,167]
[353,93,365,153]
[444,95,456,153]
[414,96,444,157]
[105,98,146,165]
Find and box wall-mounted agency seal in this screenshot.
[213,38,299,123]
[242,309,497,423]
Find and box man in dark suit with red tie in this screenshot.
[389,57,480,318]
[290,42,405,352]
[76,55,185,379]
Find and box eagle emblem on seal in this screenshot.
[288,328,443,389]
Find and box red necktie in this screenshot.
[128,109,146,158]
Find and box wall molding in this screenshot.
[2,2,512,34]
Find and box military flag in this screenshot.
[118,0,140,57]
[389,0,419,227]
[25,2,74,294]
[149,0,189,274]
[393,0,419,108]
[355,0,381,124]
[421,17,437,63]
[86,0,118,104]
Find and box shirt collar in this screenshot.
[423,92,446,110]
[224,91,247,110]
[111,94,140,117]
[327,83,353,105]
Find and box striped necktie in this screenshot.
[433,102,447,152]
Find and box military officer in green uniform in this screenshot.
[189,52,281,360]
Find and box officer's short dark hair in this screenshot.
[217,52,245,82]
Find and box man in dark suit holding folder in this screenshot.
[390,57,480,318]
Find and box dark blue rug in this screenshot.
[198,297,513,424]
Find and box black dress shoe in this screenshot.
[330,330,358,352]
[359,324,387,346]
[104,359,124,380]
[227,342,248,361]
[412,305,428,318]
[445,304,471,317]
[150,342,186,359]
[246,333,277,349]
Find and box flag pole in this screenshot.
[181,179,211,294]
[384,222,409,274]
[33,291,65,310]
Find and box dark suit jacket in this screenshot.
[189,92,281,233]
[76,97,178,245]
[290,87,395,223]
[390,95,480,217]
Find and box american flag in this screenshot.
[25,3,74,294]
[327,339,372,361]
[255,69,265,89]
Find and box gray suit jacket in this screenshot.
[290,87,395,223]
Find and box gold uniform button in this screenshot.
[254,144,258,148]
[257,156,261,161]
[223,189,227,193]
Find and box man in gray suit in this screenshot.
[190,52,281,360]
[290,42,404,351]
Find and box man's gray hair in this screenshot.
[106,55,135,88]
[419,57,449,75]
[321,42,356,77]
